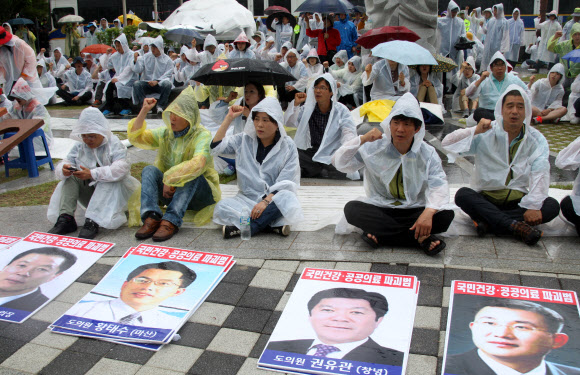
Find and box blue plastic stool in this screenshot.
[2,128,54,178]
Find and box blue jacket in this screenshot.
[334,16,358,58]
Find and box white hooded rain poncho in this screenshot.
[442,85,551,211]
[480,4,510,72]
[437,1,466,66]
[469,7,485,40]
[330,50,349,71]
[305,48,324,78]
[37,59,57,104]
[330,55,363,106]
[451,56,480,111]
[279,48,309,92]
[187,34,220,67]
[107,34,138,99]
[272,18,294,51]
[0,34,42,95]
[47,108,140,229]
[506,8,525,62]
[555,137,580,216]
[332,92,451,233]
[362,59,410,101]
[47,47,70,80]
[284,73,359,172]
[62,61,94,102]
[212,97,304,228]
[229,31,256,59]
[536,11,562,63]
[530,63,565,110]
[133,35,173,82]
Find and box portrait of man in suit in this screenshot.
[444,299,580,375]
[266,287,404,366]
[0,247,78,312]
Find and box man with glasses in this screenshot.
[444,299,580,375]
[67,261,196,329]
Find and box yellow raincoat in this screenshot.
[127,86,221,226]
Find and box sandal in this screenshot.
[361,232,379,249]
[418,235,446,256]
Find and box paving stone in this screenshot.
[136,366,185,375]
[1,343,61,374]
[275,292,292,312]
[32,300,73,323]
[223,307,272,333]
[55,282,94,304]
[285,273,301,292]
[438,331,446,357]
[413,306,442,330]
[0,338,26,363]
[262,311,281,335]
[409,328,440,356]
[249,334,271,358]
[105,344,155,364]
[223,265,260,285]
[206,282,247,305]
[40,350,101,375]
[0,367,31,375]
[206,328,260,357]
[440,307,449,331]
[442,287,451,308]
[76,263,113,285]
[186,351,246,375]
[408,265,444,286]
[417,285,443,307]
[297,261,337,273]
[237,357,273,374]
[560,278,580,295]
[237,287,284,311]
[261,260,300,273]
[188,302,234,326]
[494,237,549,260]
[370,263,408,275]
[175,322,220,349]
[334,262,372,272]
[233,259,265,268]
[30,330,78,350]
[482,270,521,285]
[443,267,482,287]
[146,345,203,373]
[249,269,293,291]
[86,358,141,375]
[406,353,438,375]
[0,319,49,342]
[68,337,115,356]
[520,274,561,290]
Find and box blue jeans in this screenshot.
[251,201,283,235]
[133,80,172,109]
[140,165,214,227]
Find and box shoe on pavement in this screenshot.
[511,221,543,246]
[78,218,99,239]
[473,220,489,237]
[102,109,112,116]
[135,217,162,240]
[120,109,132,116]
[152,220,179,241]
[223,225,241,239]
[48,214,78,235]
[271,225,291,236]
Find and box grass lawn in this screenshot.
[0,159,61,185]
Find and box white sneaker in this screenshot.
[571,116,580,125]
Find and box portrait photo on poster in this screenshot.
[442,293,580,375]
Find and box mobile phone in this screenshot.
[67,166,79,172]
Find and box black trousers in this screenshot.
[94,81,106,102]
[473,107,495,122]
[561,195,580,236]
[298,148,345,179]
[103,82,131,112]
[277,86,299,105]
[56,89,92,105]
[455,187,560,235]
[344,201,455,246]
[339,94,356,109]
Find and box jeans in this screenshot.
[250,201,283,235]
[140,165,214,227]
[133,80,172,109]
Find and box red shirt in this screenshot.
[305,28,341,56]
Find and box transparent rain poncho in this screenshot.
[1,78,54,146]
[530,63,565,110]
[330,56,363,106]
[228,31,256,59]
[272,18,293,51]
[450,56,480,111]
[332,92,451,233]
[0,34,41,95]
[133,35,174,82]
[47,47,70,79]
[537,12,562,63]
[63,65,93,99]
[506,8,525,62]
[555,136,580,215]
[37,60,57,104]
[186,34,220,67]
[47,107,140,229]
[480,4,510,72]
[362,59,410,101]
[331,50,348,71]
[279,48,309,91]
[305,48,324,78]
[468,7,485,40]
[437,0,466,65]
[107,34,137,99]
[127,86,221,226]
[442,84,551,210]
[212,97,304,228]
[284,73,358,170]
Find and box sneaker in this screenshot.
[223,225,241,239]
[78,218,99,239]
[271,225,291,236]
[571,116,580,125]
[156,105,164,114]
[102,109,112,116]
[462,109,469,118]
[48,214,77,235]
[511,221,543,246]
[120,109,132,116]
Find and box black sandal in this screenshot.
[419,235,446,256]
[361,232,379,249]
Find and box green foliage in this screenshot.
[1,0,49,22]
[96,27,122,46]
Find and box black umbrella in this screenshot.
[192,58,296,87]
[266,12,297,33]
[454,36,475,50]
[6,18,34,26]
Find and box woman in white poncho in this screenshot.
[304,48,324,78]
[228,31,256,59]
[450,56,480,116]
[556,136,580,236]
[410,65,443,106]
[529,63,567,123]
[330,55,363,109]
[47,107,139,238]
[211,97,303,238]
[36,59,58,104]
[331,92,454,255]
[47,47,70,85]
[328,49,348,71]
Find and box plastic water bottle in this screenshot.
[240,207,251,240]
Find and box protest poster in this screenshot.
[0,232,114,323]
[0,235,21,250]
[258,268,419,375]
[51,244,234,345]
[442,280,580,375]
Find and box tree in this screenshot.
[1,0,49,22]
